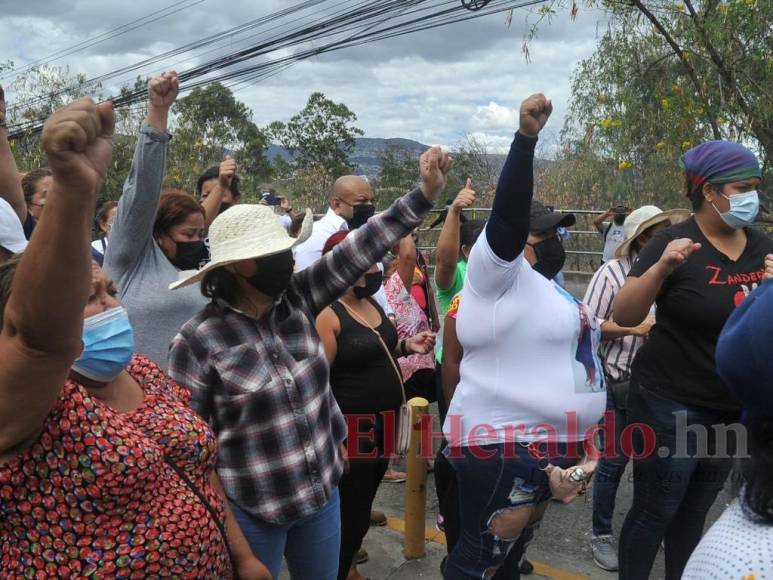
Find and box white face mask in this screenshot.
[711,190,760,229]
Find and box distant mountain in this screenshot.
[266,136,554,180]
[266,137,429,177]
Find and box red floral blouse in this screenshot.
[0,355,232,579]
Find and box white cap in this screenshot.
[0,198,28,254]
[615,206,691,258]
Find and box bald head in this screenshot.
[331,175,374,219]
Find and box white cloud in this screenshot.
[472,102,520,132]
[0,0,609,157]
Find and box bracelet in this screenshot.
[399,339,408,357]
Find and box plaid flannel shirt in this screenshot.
[168,188,432,525]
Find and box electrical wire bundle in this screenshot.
[5,0,546,139]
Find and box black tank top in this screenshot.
[329,299,403,414]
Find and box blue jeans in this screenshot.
[618,382,737,580]
[230,488,341,580]
[445,442,578,579]
[591,380,630,537]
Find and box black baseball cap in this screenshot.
[530,200,576,232]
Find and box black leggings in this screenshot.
[338,416,391,580]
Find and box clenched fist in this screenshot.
[42,98,115,195]
[451,178,476,214]
[657,238,701,276]
[148,71,179,110]
[764,254,773,282]
[519,93,553,137]
[419,146,453,203]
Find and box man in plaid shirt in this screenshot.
[168,147,451,579]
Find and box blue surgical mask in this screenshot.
[713,190,760,229]
[72,307,135,382]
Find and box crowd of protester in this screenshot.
[0,70,770,580]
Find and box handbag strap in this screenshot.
[337,300,407,405]
[164,456,239,576]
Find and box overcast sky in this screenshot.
[0,0,609,152]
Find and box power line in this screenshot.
[6,0,544,138]
[0,0,205,81]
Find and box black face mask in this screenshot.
[529,237,566,280]
[354,271,383,299]
[171,240,209,271]
[346,204,375,230]
[244,251,295,298]
[218,202,232,215]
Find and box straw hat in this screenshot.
[615,206,692,258]
[169,204,313,290]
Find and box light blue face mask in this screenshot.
[712,190,760,229]
[71,306,135,382]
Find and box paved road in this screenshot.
[357,404,734,580]
[279,276,734,579]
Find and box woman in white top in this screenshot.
[442,94,606,579]
[91,200,116,258]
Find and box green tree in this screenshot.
[527,0,771,214]
[167,82,271,198]
[270,92,364,181]
[374,144,419,206]
[5,64,99,177]
[447,135,502,205]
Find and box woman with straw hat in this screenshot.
[167,147,452,580]
[583,204,689,572]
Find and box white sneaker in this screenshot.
[591,535,619,571]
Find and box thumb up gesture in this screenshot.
[419,146,453,203]
[451,178,476,214]
[219,155,237,187]
[519,93,553,137]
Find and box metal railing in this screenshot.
[415,207,606,277]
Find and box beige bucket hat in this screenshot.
[169,204,313,290]
[615,206,692,258]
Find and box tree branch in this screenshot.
[631,0,722,140]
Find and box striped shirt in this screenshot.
[583,255,648,382]
[168,189,432,525]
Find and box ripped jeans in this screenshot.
[444,442,578,579]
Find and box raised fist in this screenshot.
[764,254,773,282]
[42,98,115,195]
[419,146,453,203]
[519,93,553,137]
[657,238,701,275]
[451,178,476,213]
[219,155,237,187]
[148,71,179,110]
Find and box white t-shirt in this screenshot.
[443,232,606,445]
[293,207,347,272]
[683,499,773,579]
[602,221,626,262]
[91,237,108,255]
[292,207,392,315]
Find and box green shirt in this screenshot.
[435,260,467,363]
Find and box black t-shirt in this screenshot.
[23,211,36,239]
[328,299,403,415]
[629,217,773,412]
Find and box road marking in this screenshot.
[384,517,590,580]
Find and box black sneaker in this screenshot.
[519,558,534,575]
